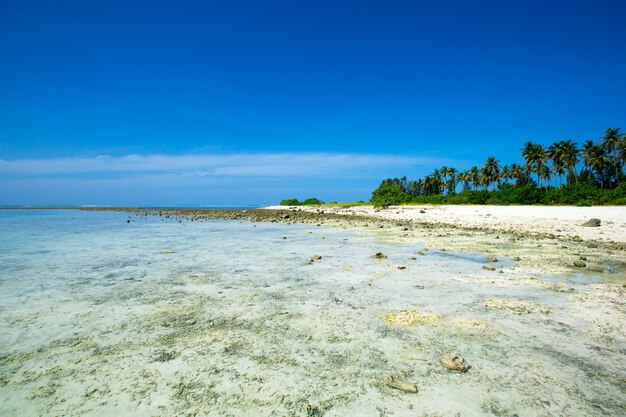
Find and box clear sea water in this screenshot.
[0,209,624,416]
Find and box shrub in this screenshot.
[302,198,323,205]
[371,181,410,206]
[280,198,301,205]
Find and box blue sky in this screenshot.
[1,0,625,205]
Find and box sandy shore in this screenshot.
[265,205,626,244]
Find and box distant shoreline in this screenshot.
[3,204,625,246]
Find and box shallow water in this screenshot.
[0,210,624,416]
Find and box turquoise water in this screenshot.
[0,210,624,416]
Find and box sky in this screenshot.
[1,0,625,206]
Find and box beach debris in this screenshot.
[484,299,552,315]
[397,265,407,270]
[372,252,388,259]
[440,354,471,372]
[581,218,601,227]
[312,255,322,261]
[482,265,496,271]
[573,260,587,268]
[160,250,176,254]
[383,310,439,326]
[386,375,418,393]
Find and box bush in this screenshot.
[280,198,301,205]
[371,181,410,206]
[302,198,323,205]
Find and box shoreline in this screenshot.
[79,205,626,279]
[77,205,626,246]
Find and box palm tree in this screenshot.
[499,165,510,186]
[521,142,548,189]
[548,141,567,188]
[617,135,626,168]
[582,141,610,188]
[508,163,525,186]
[561,140,579,185]
[416,178,425,195]
[468,166,480,190]
[440,166,449,195]
[447,167,457,194]
[601,128,623,188]
[482,157,500,190]
[458,171,471,191]
[539,165,553,189]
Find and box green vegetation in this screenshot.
[371,127,626,207]
[322,201,369,207]
[279,197,324,206]
[279,198,302,205]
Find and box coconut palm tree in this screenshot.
[539,165,553,189]
[521,142,548,189]
[468,166,480,190]
[447,167,457,194]
[561,140,579,185]
[601,128,623,188]
[548,141,567,188]
[508,163,525,186]
[482,157,500,190]
[458,171,471,191]
[582,141,610,188]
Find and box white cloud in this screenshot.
[0,152,464,178]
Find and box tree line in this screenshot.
[372,128,626,206]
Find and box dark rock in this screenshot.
[372,252,388,259]
[581,218,601,227]
[573,260,586,268]
[482,265,496,271]
[312,255,322,261]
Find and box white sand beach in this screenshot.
[266,205,626,243]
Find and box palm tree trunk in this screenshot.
[614,152,621,188]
